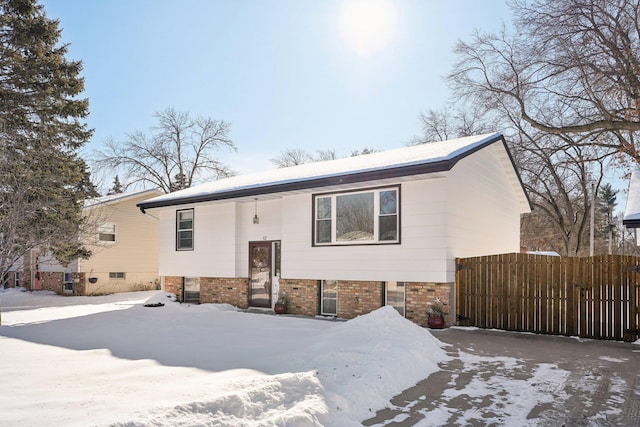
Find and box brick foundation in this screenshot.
[41,272,64,294]
[338,280,385,318]
[72,272,86,296]
[164,276,184,301]
[279,279,320,316]
[201,277,249,308]
[163,275,452,327]
[404,282,452,327]
[281,279,452,327]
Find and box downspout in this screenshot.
[139,208,159,221]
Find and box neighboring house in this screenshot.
[137,133,530,326]
[7,189,162,295]
[623,169,640,244]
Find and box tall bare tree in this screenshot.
[412,102,613,255]
[95,108,236,193]
[270,147,373,168]
[412,105,491,144]
[270,148,313,168]
[512,129,608,256]
[449,0,640,165]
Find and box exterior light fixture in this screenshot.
[253,198,259,224]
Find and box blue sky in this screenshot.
[41,0,511,189]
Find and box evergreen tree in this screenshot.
[0,0,94,276]
[170,172,187,192]
[107,175,124,195]
[598,183,618,255]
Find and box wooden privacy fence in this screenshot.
[455,253,640,341]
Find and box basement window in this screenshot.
[321,280,338,316]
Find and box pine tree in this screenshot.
[0,0,94,276]
[107,175,124,195]
[170,172,187,192]
[598,183,618,255]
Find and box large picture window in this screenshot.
[176,209,194,250]
[313,186,399,245]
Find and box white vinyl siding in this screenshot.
[446,144,522,260]
[282,179,450,283]
[154,140,526,285]
[158,199,283,279]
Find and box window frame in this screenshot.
[109,272,126,279]
[176,208,194,251]
[183,276,200,304]
[97,223,116,243]
[312,185,400,246]
[320,279,338,316]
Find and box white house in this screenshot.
[137,133,530,326]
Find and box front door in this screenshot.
[249,242,271,308]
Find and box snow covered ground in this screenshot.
[0,289,448,426]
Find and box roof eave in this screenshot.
[137,133,508,213]
[623,218,640,228]
[138,159,457,213]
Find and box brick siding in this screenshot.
[164,276,184,301]
[72,272,86,296]
[201,277,249,308]
[162,275,452,327]
[405,282,452,327]
[279,278,320,316]
[41,272,64,294]
[338,280,385,318]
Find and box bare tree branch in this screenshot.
[93,107,236,193]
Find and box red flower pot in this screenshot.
[427,314,445,329]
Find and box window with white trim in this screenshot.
[321,280,338,315]
[98,223,116,243]
[176,209,194,250]
[313,186,399,245]
[109,272,126,279]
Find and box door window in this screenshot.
[249,242,271,308]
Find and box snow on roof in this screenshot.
[85,188,162,209]
[623,170,640,226]
[139,133,506,211]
